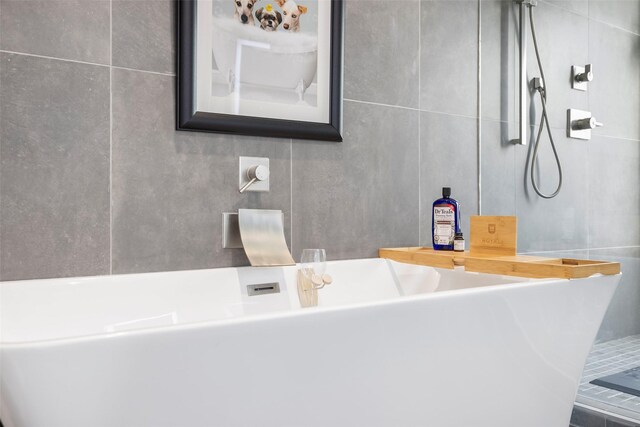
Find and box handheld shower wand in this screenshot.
[514,0,563,199]
[529,6,562,199]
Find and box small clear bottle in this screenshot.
[454,232,465,252]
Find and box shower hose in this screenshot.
[529,6,562,199]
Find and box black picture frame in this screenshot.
[177,0,343,141]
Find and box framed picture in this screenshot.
[177,0,343,141]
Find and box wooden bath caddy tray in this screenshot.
[378,247,620,279]
[379,216,620,279]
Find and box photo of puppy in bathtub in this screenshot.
[275,0,307,32]
[255,4,282,32]
[209,0,319,108]
[233,0,257,25]
[231,0,307,33]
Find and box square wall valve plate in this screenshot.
[239,156,269,192]
[567,109,592,140]
[572,66,588,91]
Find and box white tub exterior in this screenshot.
[0,259,620,427]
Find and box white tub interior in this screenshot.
[0,258,537,345]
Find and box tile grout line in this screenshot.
[111,65,176,77]
[538,0,640,38]
[481,117,640,142]
[290,139,293,260]
[0,0,2,281]
[477,0,482,216]
[0,50,175,77]
[588,16,640,38]
[417,0,421,246]
[586,11,590,256]
[343,98,478,121]
[109,0,113,275]
[537,0,586,18]
[0,50,110,68]
[512,0,518,224]
[343,98,420,112]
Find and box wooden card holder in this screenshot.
[470,216,517,256]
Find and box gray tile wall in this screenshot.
[0,0,638,341]
[479,0,640,342]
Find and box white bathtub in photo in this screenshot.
[211,17,318,103]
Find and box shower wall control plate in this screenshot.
[567,109,593,140]
[572,65,588,91]
[238,156,269,192]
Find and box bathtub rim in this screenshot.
[1,264,614,349]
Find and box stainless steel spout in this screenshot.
[237,209,295,267]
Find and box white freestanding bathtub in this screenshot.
[0,258,620,427]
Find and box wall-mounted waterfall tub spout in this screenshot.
[0,259,620,427]
[222,208,295,266]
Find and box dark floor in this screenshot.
[571,405,640,427]
[575,335,640,423]
[571,335,640,427]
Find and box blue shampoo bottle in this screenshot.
[432,187,461,250]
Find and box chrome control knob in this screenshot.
[572,116,603,131]
[239,164,270,193]
[575,64,593,82]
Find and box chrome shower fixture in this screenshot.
[567,109,604,140]
[513,0,538,146]
[513,0,563,199]
[572,64,594,91]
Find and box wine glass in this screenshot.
[300,249,326,287]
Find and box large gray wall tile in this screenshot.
[525,3,589,130]
[292,101,419,261]
[481,0,589,129]
[0,0,110,64]
[515,127,588,252]
[480,120,516,216]
[420,112,478,246]
[590,0,640,35]
[543,0,588,16]
[421,0,478,117]
[588,136,640,248]
[588,20,640,141]
[0,53,110,280]
[112,0,175,74]
[344,0,419,108]
[111,69,291,274]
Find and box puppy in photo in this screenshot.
[233,0,257,24]
[275,0,307,32]
[255,4,282,31]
